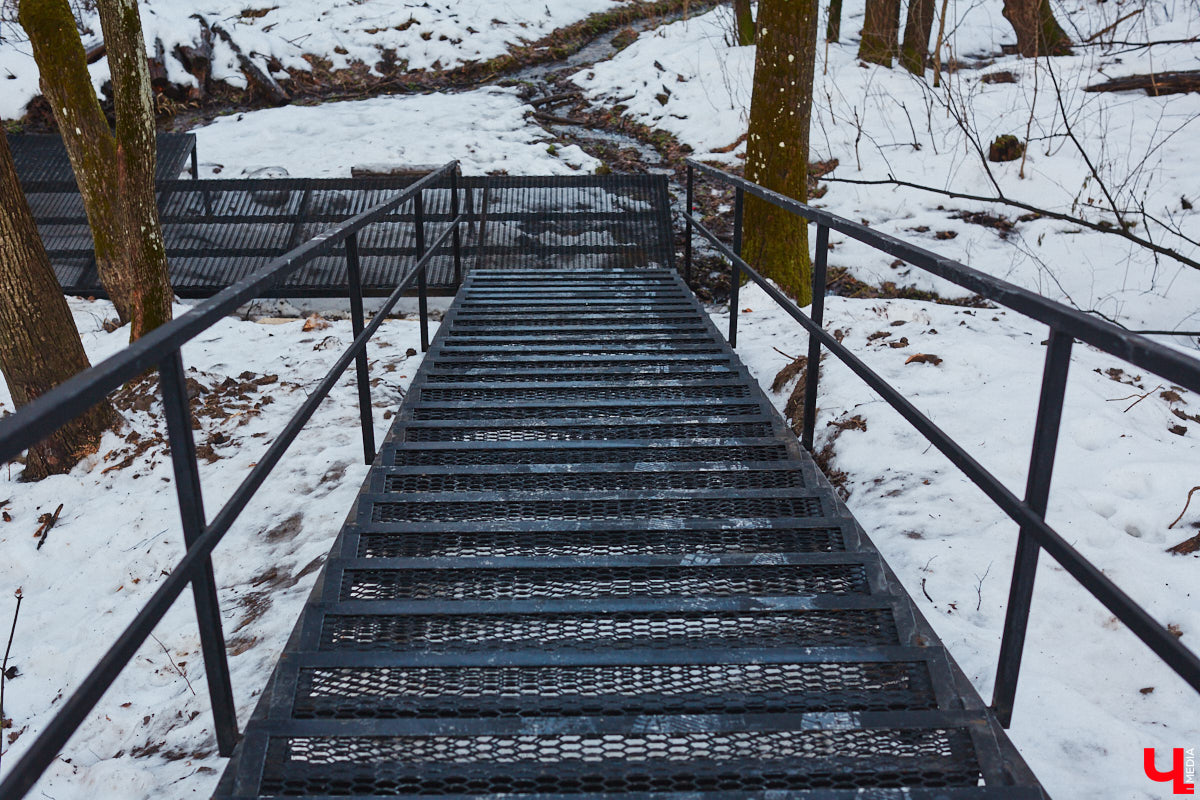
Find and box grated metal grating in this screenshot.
[259,727,981,796]
[339,564,869,601]
[371,495,824,522]
[418,385,754,402]
[389,444,792,466]
[353,527,847,559]
[401,422,773,442]
[381,468,804,493]
[319,609,900,652]
[410,403,764,420]
[292,660,937,719]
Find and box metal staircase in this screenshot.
[214,267,1047,799]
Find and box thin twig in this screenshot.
[1169,486,1200,529]
[0,589,23,769]
[1124,384,1163,413]
[921,577,934,603]
[772,346,798,361]
[1084,8,1143,43]
[150,634,196,696]
[975,562,992,611]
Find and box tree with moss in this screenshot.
[19,0,173,341]
[900,0,936,73]
[1002,0,1072,56]
[0,128,122,479]
[742,0,820,305]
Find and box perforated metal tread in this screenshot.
[215,266,1047,799]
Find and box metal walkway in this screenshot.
[29,174,674,296]
[214,267,1047,799]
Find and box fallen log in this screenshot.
[1085,70,1200,95]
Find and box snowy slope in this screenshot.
[192,88,599,177]
[0,300,430,798]
[713,281,1200,800]
[573,3,1200,335]
[0,0,635,119]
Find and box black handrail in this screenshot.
[0,160,465,799]
[683,158,1200,728]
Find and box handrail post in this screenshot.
[158,351,238,757]
[684,163,694,284]
[345,232,375,464]
[728,187,744,348]
[801,224,831,451]
[415,190,429,352]
[450,168,463,288]
[992,327,1074,727]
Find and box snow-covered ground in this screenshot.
[712,282,1200,799]
[573,3,1200,335]
[0,0,634,119]
[193,88,599,177]
[0,299,429,797]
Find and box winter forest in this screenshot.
[0,0,1198,798]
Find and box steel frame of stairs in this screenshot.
[214,268,1048,799]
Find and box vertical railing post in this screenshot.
[158,351,238,757]
[801,224,831,451]
[415,191,429,352]
[684,163,694,284]
[991,327,1074,727]
[450,168,463,288]
[345,232,375,465]
[728,187,744,348]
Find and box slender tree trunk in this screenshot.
[19,0,173,341]
[900,0,937,73]
[0,130,121,480]
[1002,0,1073,56]
[826,0,843,42]
[742,0,819,305]
[858,0,902,66]
[733,0,756,45]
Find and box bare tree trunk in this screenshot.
[742,0,819,305]
[733,0,755,45]
[859,0,901,66]
[826,0,843,42]
[0,130,121,480]
[900,0,937,73]
[19,0,174,341]
[1002,0,1073,56]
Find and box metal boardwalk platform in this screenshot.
[214,267,1047,799]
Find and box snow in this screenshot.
[192,88,599,177]
[2,0,1199,797]
[572,3,1200,335]
[0,298,430,798]
[712,281,1200,799]
[0,0,635,119]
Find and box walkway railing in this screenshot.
[0,161,466,799]
[683,158,1200,728]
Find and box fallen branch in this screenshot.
[1169,486,1200,529]
[819,175,1200,273]
[34,504,62,551]
[1084,8,1142,43]
[1086,70,1200,96]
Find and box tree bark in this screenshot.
[0,130,121,480]
[826,0,843,42]
[742,0,819,305]
[900,0,937,73]
[1002,0,1073,56]
[858,0,901,66]
[733,0,756,45]
[19,0,174,341]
